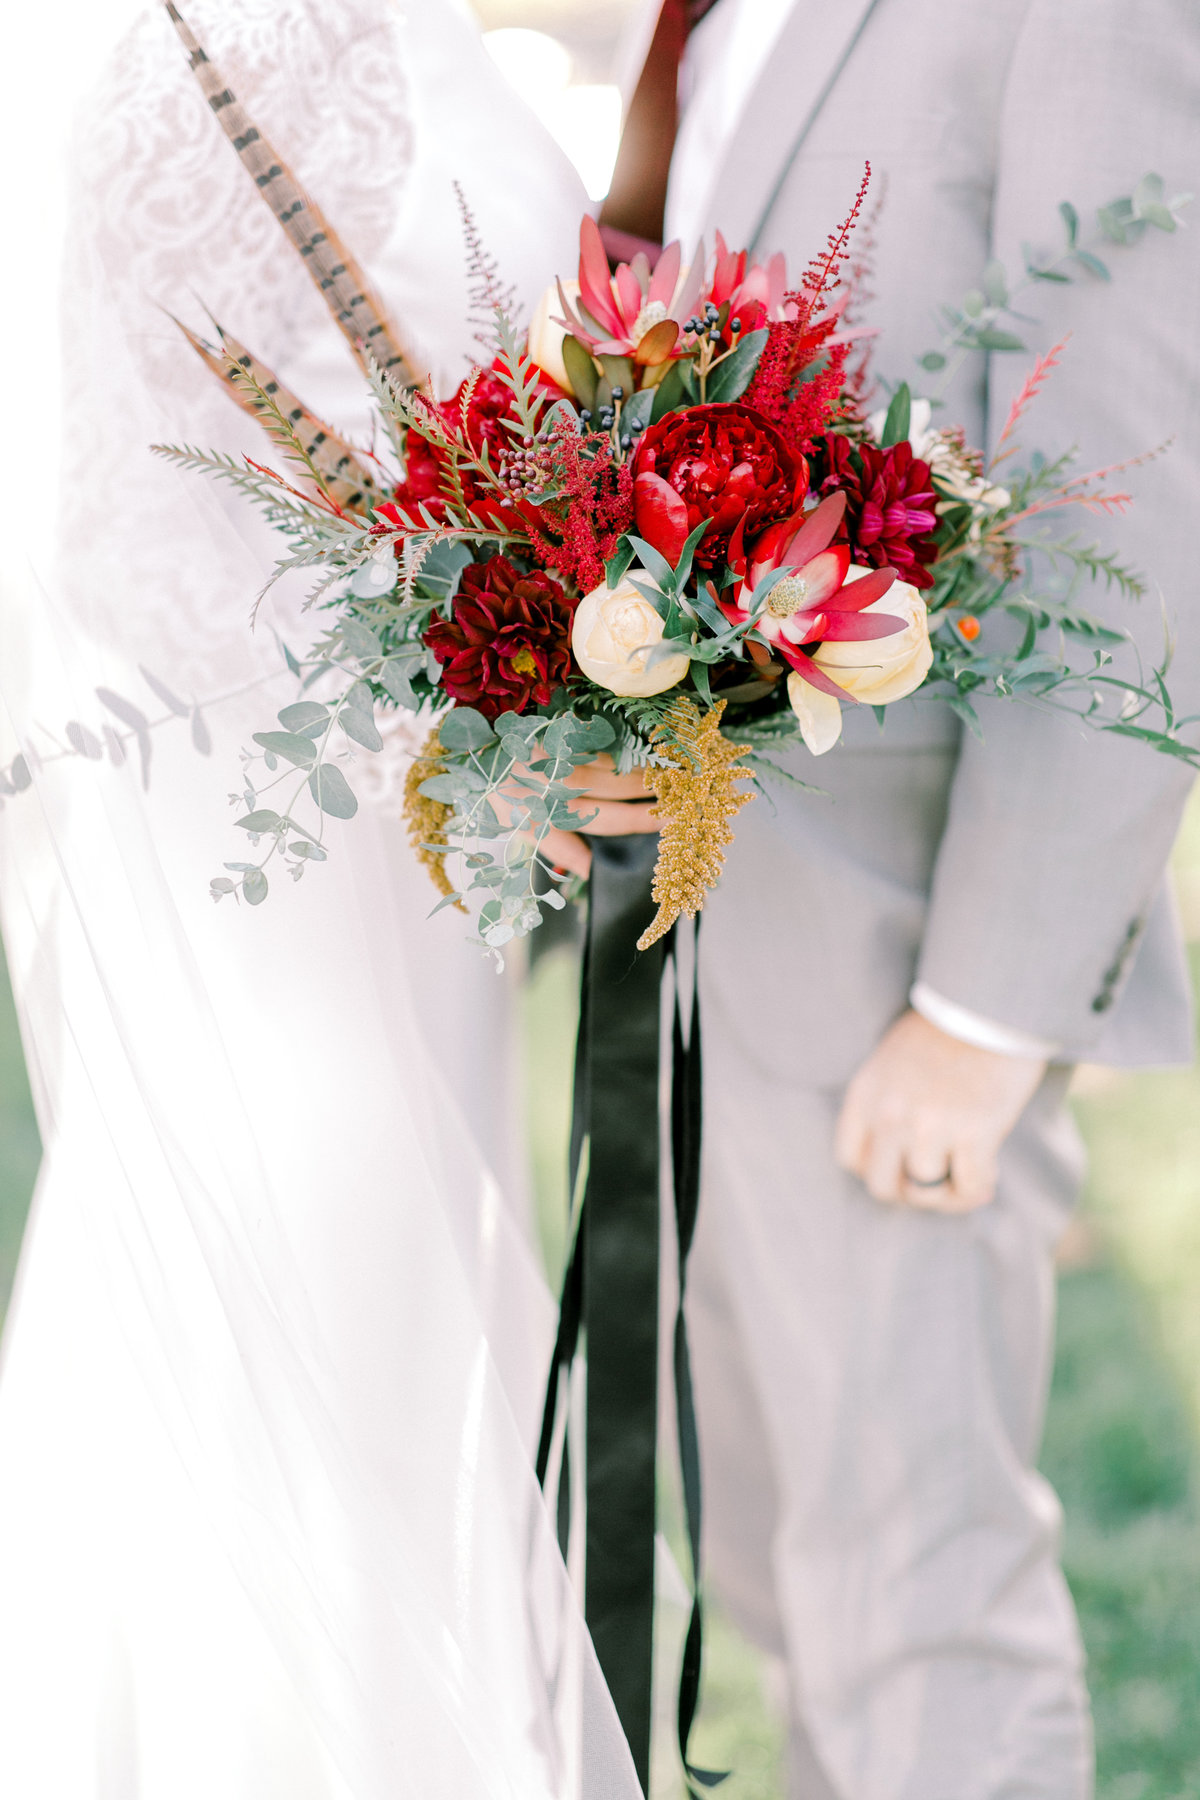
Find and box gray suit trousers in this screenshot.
[691,721,1093,1800]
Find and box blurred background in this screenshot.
[3,3,1198,1795]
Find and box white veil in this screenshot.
[0,2,639,1794]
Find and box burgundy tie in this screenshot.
[599,0,721,261]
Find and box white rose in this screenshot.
[572,578,691,698]
[527,279,582,394]
[786,567,933,755]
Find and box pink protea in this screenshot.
[704,231,793,346]
[555,216,696,370]
[720,490,906,696]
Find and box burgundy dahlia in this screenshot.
[631,402,808,570]
[423,557,575,721]
[815,435,939,590]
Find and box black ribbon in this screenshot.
[536,835,724,1796]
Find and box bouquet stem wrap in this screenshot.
[537,836,712,1795]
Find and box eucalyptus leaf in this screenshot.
[379,660,419,707]
[411,539,472,599]
[418,773,468,803]
[278,701,330,733]
[1059,200,1079,246]
[344,680,375,716]
[918,351,947,371]
[981,259,1008,307]
[308,763,358,819]
[236,809,282,832]
[1072,248,1111,280]
[338,619,383,663]
[341,708,384,752]
[242,869,269,905]
[252,730,318,768]
[349,558,397,599]
[439,707,496,752]
[973,328,1026,353]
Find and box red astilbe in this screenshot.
[523,419,636,593]
[744,166,872,453]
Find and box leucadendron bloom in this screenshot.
[787,567,933,755]
[572,577,691,698]
[527,279,581,394]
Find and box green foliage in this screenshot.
[918,175,1192,396]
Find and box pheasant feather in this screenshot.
[172,316,384,513]
[164,2,420,388]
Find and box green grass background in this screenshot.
[2,793,1198,1797]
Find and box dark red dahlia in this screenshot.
[423,557,575,721]
[815,435,939,590]
[631,403,808,570]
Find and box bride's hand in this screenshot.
[512,753,660,881]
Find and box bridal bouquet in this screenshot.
[159,172,1192,952]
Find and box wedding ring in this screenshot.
[903,1164,953,1189]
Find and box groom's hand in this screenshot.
[511,753,659,880]
[834,1010,1047,1213]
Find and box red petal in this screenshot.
[578,216,623,337]
[834,566,899,612]
[649,240,682,307]
[816,611,907,642]
[727,510,752,578]
[793,545,851,606]
[615,261,642,325]
[634,472,689,566]
[775,643,856,699]
[778,490,847,568]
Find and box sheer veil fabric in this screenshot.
[0,2,640,1794]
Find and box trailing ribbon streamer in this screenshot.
[536,834,725,1796]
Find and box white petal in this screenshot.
[786,672,843,755]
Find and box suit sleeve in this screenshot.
[913,0,1200,1052]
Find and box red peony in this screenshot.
[631,403,808,570]
[815,435,939,590]
[423,557,575,720]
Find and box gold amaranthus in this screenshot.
[402,730,463,909]
[638,698,752,951]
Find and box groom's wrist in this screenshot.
[909,982,1061,1062]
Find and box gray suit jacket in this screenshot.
[669,0,1199,1066]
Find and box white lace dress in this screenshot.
[0,4,638,1795]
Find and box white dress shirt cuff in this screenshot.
[909,982,1062,1060]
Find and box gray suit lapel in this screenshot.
[699,0,883,252]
